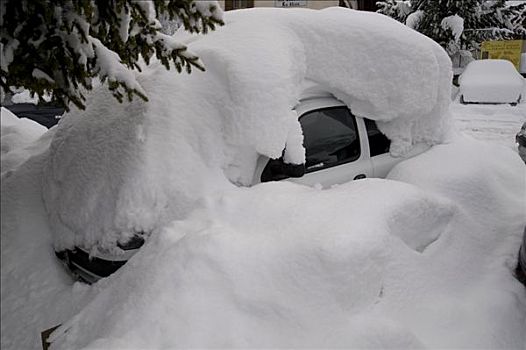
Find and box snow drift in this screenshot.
[47,135,526,349]
[48,179,456,349]
[42,7,453,252]
[0,107,49,174]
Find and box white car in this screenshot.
[256,93,429,187]
[459,59,524,105]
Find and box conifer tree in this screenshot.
[376,0,525,62]
[0,0,224,110]
[377,0,412,22]
[489,1,526,39]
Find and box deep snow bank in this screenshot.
[49,179,455,349]
[48,136,526,349]
[1,107,49,174]
[43,7,453,251]
[381,137,526,349]
[1,148,94,350]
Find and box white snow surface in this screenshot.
[451,74,525,151]
[2,94,525,349]
[42,7,453,252]
[2,56,526,350]
[460,59,524,104]
[29,134,526,349]
[0,107,48,174]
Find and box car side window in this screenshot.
[364,118,390,157]
[300,107,360,173]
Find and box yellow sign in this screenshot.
[480,40,524,70]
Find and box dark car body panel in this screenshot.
[518,226,526,285]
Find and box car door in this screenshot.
[363,118,395,178]
[287,105,373,188]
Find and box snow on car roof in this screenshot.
[43,7,453,251]
[214,7,453,155]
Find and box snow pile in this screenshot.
[1,148,94,350]
[49,179,455,349]
[43,7,453,252]
[46,134,526,349]
[460,59,524,103]
[1,107,48,174]
[383,138,526,348]
[227,8,453,155]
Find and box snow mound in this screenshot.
[1,107,48,174]
[43,7,453,251]
[49,179,455,349]
[459,59,524,104]
[387,137,525,226]
[382,137,526,348]
[226,8,453,155]
[47,136,526,349]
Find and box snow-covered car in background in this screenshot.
[44,8,453,283]
[459,59,524,105]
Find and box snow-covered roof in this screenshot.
[43,7,453,251]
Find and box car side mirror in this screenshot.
[282,161,306,178]
[261,158,305,182]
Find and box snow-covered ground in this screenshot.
[2,7,526,350]
[1,98,525,349]
[451,81,526,149]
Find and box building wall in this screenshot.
[254,1,340,9]
[218,0,340,11]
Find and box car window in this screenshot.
[364,118,390,157]
[300,107,360,173]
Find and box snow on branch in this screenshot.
[441,14,464,42]
[0,0,224,110]
[91,37,148,103]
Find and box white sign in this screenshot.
[275,0,308,7]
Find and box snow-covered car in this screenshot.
[459,59,524,105]
[45,8,453,283]
[56,93,432,283]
